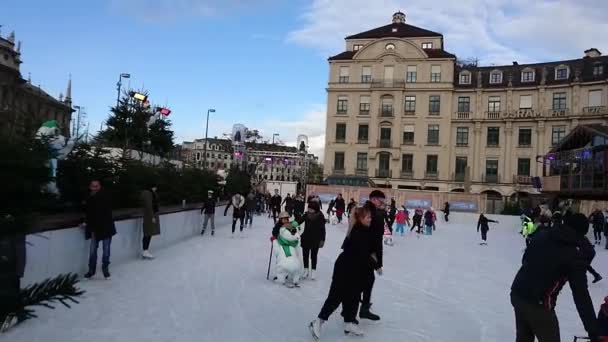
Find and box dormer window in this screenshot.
[521,68,535,83]
[593,63,604,76]
[555,65,569,80]
[422,42,433,49]
[459,71,471,85]
[385,43,396,51]
[353,44,363,51]
[490,70,503,84]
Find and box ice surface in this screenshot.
[4,213,606,342]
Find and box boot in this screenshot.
[102,266,111,279]
[201,229,205,235]
[593,275,603,284]
[308,319,325,340]
[359,303,380,321]
[302,269,309,279]
[211,230,215,236]
[84,269,95,279]
[344,322,364,336]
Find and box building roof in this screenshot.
[328,48,454,61]
[549,124,608,153]
[328,51,356,61]
[245,142,298,153]
[20,81,71,108]
[346,22,442,40]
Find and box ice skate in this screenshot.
[211,230,214,236]
[309,319,324,340]
[142,250,155,259]
[84,270,95,279]
[344,322,364,336]
[0,315,18,333]
[200,229,205,235]
[359,303,380,321]
[593,275,603,284]
[310,270,316,280]
[302,269,309,279]
[102,266,111,279]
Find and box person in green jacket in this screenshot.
[520,215,536,246]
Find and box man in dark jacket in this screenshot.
[334,194,346,224]
[590,208,606,245]
[359,190,386,321]
[245,191,257,228]
[270,190,282,223]
[510,213,599,342]
[443,202,450,222]
[346,198,357,217]
[293,194,306,222]
[201,190,216,235]
[83,180,117,279]
[297,201,326,280]
[477,213,498,244]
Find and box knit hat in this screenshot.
[308,201,320,212]
[563,213,590,236]
[369,190,386,199]
[279,211,290,219]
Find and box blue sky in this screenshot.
[4,0,607,158]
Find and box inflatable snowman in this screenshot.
[273,222,303,288]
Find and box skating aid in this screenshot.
[266,239,274,280]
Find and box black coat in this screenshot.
[298,211,326,249]
[294,199,306,214]
[334,198,346,211]
[201,197,216,214]
[346,201,356,215]
[361,201,384,268]
[590,211,605,230]
[270,195,282,209]
[333,223,377,286]
[477,215,497,232]
[511,226,598,337]
[84,190,117,241]
[443,203,450,215]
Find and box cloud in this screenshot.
[288,0,608,64]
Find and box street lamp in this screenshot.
[272,133,280,144]
[116,73,131,108]
[203,108,216,169]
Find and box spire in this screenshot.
[8,31,15,43]
[27,72,31,83]
[16,41,21,53]
[64,74,72,105]
[59,93,63,102]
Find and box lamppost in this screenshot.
[116,73,131,108]
[203,108,216,169]
[272,133,280,144]
[73,105,82,143]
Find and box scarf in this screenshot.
[277,234,299,257]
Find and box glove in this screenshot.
[270,236,276,242]
[319,240,325,248]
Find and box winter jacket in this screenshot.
[477,215,497,232]
[395,211,406,224]
[141,190,161,237]
[84,190,117,241]
[443,203,450,215]
[294,199,306,215]
[224,195,245,218]
[361,201,384,268]
[346,201,356,215]
[338,223,378,275]
[590,211,606,231]
[511,226,598,338]
[201,197,216,215]
[246,193,257,211]
[424,211,434,225]
[283,196,294,210]
[327,199,335,214]
[298,211,326,249]
[334,198,346,212]
[270,195,282,210]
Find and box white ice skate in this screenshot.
[344,322,364,336]
[302,269,309,279]
[310,270,316,280]
[309,319,324,340]
[142,250,155,259]
[0,315,18,333]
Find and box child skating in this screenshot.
[394,207,407,236]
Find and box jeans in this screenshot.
[89,237,112,271]
[202,213,215,231]
[245,210,254,226]
[425,224,433,235]
[232,216,245,233]
[511,292,560,342]
[395,223,405,235]
[481,228,488,241]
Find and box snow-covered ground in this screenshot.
[5,213,607,342]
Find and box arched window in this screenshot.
[489,70,503,84]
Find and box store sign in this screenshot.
[449,201,478,212]
[317,193,336,204]
[505,109,543,119]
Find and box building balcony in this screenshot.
[513,175,532,185]
[332,167,345,176]
[335,138,346,144]
[371,79,405,88]
[359,109,370,115]
[377,139,392,148]
[583,106,608,115]
[400,170,413,179]
[375,169,392,178]
[453,111,471,120]
[403,110,416,116]
[453,172,466,182]
[380,106,394,117]
[485,111,502,120]
[482,173,500,184]
[357,139,369,144]
[355,169,368,176]
[425,171,438,180]
[549,108,570,118]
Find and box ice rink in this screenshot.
[5,212,607,342]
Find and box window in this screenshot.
[381,96,394,116]
[455,157,467,178]
[406,65,417,83]
[426,155,438,174]
[589,90,602,107]
[555,66,568,80]
[593,63,604,77]
[459,72,471,85]
[517,158,531,176]
[431,65,441,82]
[429,95,441,114]
[518,128,532,146]
[359,95,370,113]
[353,44,363,51]
[339,67,349,83]
[385,43,395,50]
[551,126,566,145]
[356,153,368,170]
[487,127,500,147]
[337,96,348,114]
[334,152,345,170]
[402,154,413,173]
[456,127,469,146]
[380,127,391,140]
[519,95,532,109]
[521,68,535,82]
[357,124,369,143]
[403,125,415,145]
[335,123,346,142]
[427,124,440,145]
[422,42,433,49]
[485,160,498,177]
[458,97,470,112]
[361,66,372,83]
[488,96,501,112]
[210,162,215,167]
[490,70,503,84]
[552,92,567,110]
[404,96,416,113]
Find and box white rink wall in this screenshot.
[23,209,202,285]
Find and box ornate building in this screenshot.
[0,30,73,138]
[324,12,608,204]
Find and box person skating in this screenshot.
[430,207,437,231]
[411,207,424,234]
[265,192,272,217]
[224,193,246,237]
[141,183,161,259]
[282,193,295,218]
[334,194,346,224]
[423,209,434,235]
[270,190,282,223]
[385,199,396,233]
[394,207,407,236]
[245,190,256,228]
[521,215,537,247]
[443,202,450,222]
[590,208,606,245]
[82,180,117,279]
[510,213,599,342]
[297,201,326,280]
[326,198,335,223]
[201,190,216,236]
[309,207,379,339]
[294,194,306,221]
[346,198,356,216]
[477,213,498,245]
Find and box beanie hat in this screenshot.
[369,190,386,199]
[308,201,320,212]
[563,213,590,236]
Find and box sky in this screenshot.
[3,0,608,159]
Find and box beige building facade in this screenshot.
[324,12,608,200]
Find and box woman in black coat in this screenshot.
[298,201,326,280]
[443,202,450,222]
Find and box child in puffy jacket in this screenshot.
[395,207,407,236]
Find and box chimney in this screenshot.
[512,61,519,66]
[584,48,602,58]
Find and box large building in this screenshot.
[0,30,73,138]
[324,12,608,203]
